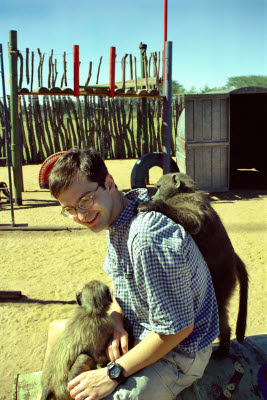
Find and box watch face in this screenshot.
[110,365,121,378]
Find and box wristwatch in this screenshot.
[106,361,127,385]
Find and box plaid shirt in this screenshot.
[103,189,219,353]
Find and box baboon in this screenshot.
[0,182,10,201]
[41,280,114,400]
[137,172,249,358]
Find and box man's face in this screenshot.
[57,172,115,232]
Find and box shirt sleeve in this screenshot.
[132,243,195,335]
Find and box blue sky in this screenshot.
[0,0,266,93]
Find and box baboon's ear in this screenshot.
[172,174,181,188]
[76,292,82,306]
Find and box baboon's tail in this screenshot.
[235,253,249,343]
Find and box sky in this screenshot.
[0,0,266,94]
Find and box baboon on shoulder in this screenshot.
[41,280,114,400]
[137,172,249,358]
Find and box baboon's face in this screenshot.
[152,173,196,201]
[76,280,112,314]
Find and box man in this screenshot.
[46,148,219,400]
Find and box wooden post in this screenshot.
[163,41,172,174]
[139,42,148,155]
[8,30,23,205]
[0,43,15,224]
[162,0,168,169]
[73,45,79,97]
[109,47,116,98]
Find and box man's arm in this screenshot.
[117,323,194,377]
[68,324,194,400]
[106,283,129,360]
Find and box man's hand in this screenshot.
[68,367,118,400]
[106,326,129,361]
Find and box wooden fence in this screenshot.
[0,95,184,164]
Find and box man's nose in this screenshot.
[76,207,90,222]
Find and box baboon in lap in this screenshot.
[41,280,114,400]
[137,172,249,358]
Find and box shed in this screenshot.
[176,86,267,192]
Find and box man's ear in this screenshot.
[105,174,116,192]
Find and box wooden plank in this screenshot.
[18,90,164,99]
[220,98,229,140]
[83,87,94,94]
[186,141,229,148]
[186,147,195,178]
[176,137,186,173]
[211,146,229,191]
[212,147,222,189]
[185,93,229,100]
[211,99,221,141]
[194,147,212,189]
[93,87,109,95]
[176,151,186,174]
[92,77,160,89]
[220,146,229,189]
[193,99,203,141]
[177,109,185,140]
[185,100,194,141]
[203,100,212,140]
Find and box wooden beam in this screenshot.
[83,76,161,89]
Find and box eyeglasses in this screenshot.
[61,184,100,218]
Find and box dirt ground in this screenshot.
[0,160,266,400]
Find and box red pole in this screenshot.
[109,47,116,98]
[163,0,168,95]
[162,0,168,162]
[73,45,79,97]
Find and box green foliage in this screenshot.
[172,80,186,94]
[181,75,267,94]
[159,80,186,94]
[225,75,267,89]
[198,84,225,93]
[186,85,198,94]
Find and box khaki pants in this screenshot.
[103,345,212,400]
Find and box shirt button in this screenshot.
[113,260,116,265]
[117,289,120,294]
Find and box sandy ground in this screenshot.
[0,160,266,400]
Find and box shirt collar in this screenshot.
[111,188,149,227]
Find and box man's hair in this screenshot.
[49,148,108,198]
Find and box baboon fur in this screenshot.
[41,280,114,400]
[137,172,249,358]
